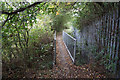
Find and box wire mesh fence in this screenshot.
[62,31,76,63]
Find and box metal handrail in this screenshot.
[62,31,76,63]
[63,31,76,41]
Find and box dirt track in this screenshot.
[52,34,92,78]
[26,33,107,78]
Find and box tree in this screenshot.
[1,1,47,67]
[1,2,44,27]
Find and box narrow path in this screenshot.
[26,33,107,78]
[52,33,92,78]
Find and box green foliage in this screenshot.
[94,49,116,73]
[49,2,73,32]
[1,2,54,77]
[2,5,38,64]
[50,12,70,32]
[75,52,89,66]
[29,26,53,55]
[76,43,117,73]
[72,2,118,29]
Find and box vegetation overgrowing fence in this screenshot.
[62,31,76,63]
[72,9,120,77]
[94,9,120,77]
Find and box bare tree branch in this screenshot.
[1,2,45,27]
[2,15,9,27]
[1,2,43,15]
[2,14,15,27]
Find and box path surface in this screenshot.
[52,34,88,78]
[26,33,107,78]
[51,33,106,78]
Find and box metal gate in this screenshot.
[62,31,76,63]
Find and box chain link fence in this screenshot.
[62,31,76,63]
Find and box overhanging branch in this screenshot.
[1,2,43,15]
[2,14,15,27]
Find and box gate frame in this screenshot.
[62,31,76,63]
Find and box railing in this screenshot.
[53,31,56,66]
[62,31,76,63]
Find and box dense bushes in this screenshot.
[2,23,54,78]
[50,6,72,32]
[1,2,54,77]
[50,14,68,32]
[2,24,54,62]
[72,2,118,29]
[28,26,54,69]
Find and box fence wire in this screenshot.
[62,31,76,63]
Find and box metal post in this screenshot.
[53,31,56,66]
[74,40,76,64]
[116,2,120,78]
